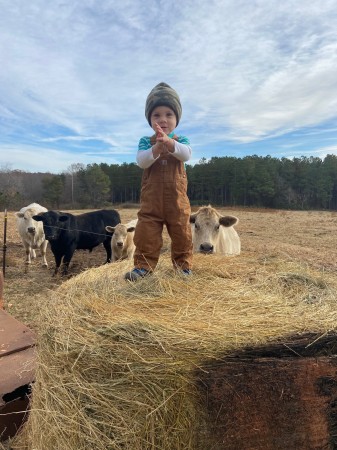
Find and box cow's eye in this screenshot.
[215,225,220,231]
[195,223,200,230]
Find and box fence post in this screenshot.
[2,209,7,278]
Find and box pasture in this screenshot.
[2,207,336,330]
[1,206,337,449]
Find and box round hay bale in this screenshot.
[12,253,337,449]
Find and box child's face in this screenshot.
[150,106,177,135]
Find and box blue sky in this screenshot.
[1,0,337,173]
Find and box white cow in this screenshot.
[105,219,137,262]
[190,205,241,255]
[15,203,49,266]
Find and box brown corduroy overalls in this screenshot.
[133,136,193,272]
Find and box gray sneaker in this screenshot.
[181,269,192,276]
[124,268,150,282]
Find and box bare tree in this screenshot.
[65,163,85,208]
[0,165,24,209]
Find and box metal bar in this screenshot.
[3,209,7,278]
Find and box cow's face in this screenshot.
[106,224,135,249]
[16,209,41,235]
[32,211,69,241]
[190,207,238,254]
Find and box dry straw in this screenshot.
[8,253,337,450]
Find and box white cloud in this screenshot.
[1,0,337,171]
[294,144,337,159]
[0,144,130,173]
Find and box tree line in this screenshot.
[1,154,337,211]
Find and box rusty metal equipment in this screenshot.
[0,309,36,441]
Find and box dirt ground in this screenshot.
[1,206,337,332]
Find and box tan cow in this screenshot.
[190,205,240,255]
[15,203,49,266]
[105,219,137,262]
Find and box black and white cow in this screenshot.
[33,209,120,275]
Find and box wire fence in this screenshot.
[1,210,115,278]
[40,225,112,238]
[2,209,7,277]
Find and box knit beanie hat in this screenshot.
[145,82,182,126]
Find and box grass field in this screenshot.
[1,206,337,332]
[1,206,337,450]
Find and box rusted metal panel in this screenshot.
[0,309,36,441]
[0,346,36,406]
[0,309,36,357]
[0,395,30,441]
[0,348,34,441]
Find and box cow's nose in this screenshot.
[117,242,123,247]
[28,227,36,233]
[200,243,214,253]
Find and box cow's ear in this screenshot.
[59,215,69,222]
[190,214,197,224]
[105,226,115,233]
[127,227,135,233]
[219,216,239,227]
[15,212,24,218]
[32,215,43,221]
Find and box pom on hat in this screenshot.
[145,82,182,126]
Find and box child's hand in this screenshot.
[152,141,168,158]
[154,123,170,143]
[151,123,175,157]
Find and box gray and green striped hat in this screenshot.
[145,82,182,126]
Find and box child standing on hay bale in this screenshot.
[125,82,193,281]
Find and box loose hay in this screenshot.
[10,253,337,450]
